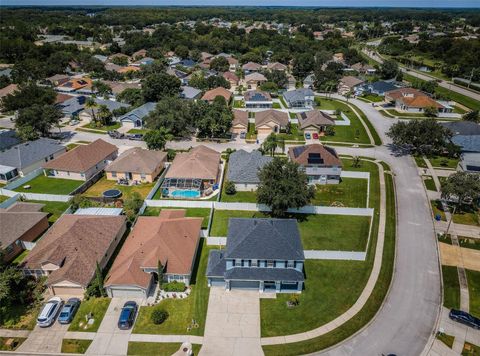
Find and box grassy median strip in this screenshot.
[442,266,460,310]
[127,342,201,356]
[467,269,480,318]
[61,339,92,354]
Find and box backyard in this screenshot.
[68,298,111,332]
[25,200,70,223]
[311,177,368,207]
[142,207,211,229]
[14,175,83,195]
[133,239,211,336]
[83,176,155,199]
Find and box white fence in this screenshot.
[4,168,43,190]
[335,112,351,126]
[20,192,71,202]
[0,188,18,198]
[304,250,366,261]
[145,199,213,208]
[287,206,374,216]
[341,171,370,179]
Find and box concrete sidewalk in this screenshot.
[435,220,480,239]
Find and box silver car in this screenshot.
[37,297,63,327]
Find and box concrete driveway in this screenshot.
[86,297,143,356]
[16,319,69,354]
[200,287,263,356]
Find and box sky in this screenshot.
[2,0,480,7]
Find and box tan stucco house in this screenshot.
[255,110,289,137]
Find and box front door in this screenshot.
[264,281,276,292]
[127,172,133,180]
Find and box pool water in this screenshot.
[171,190,200,199]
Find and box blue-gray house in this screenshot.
[118,102,156,128]
[207,218,305,293]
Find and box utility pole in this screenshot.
[445,204,456,237]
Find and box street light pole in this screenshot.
[445,204,456,236]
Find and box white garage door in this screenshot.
[110,287,145,298]
[52,286,84,297]
[210,278,225,287]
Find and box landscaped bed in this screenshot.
[442,265,460,310]
[142,207,211,229]
[14,175,83,195]
[133,239,210,336]
[463,342,480,355]
[458,237,480,251]
[61,339,92,354]
[0,337,26,351]
[68,298,111,332]
[127,342,201,356]
[83,176,155,199]
[311,177,368,207]
[81,122,121,132]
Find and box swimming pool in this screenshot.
[171,190,200,199]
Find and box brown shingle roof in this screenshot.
[0,84,18,98]
[339,76,364,88]
[401,95,444,109]
[201,87,232,102]
[105,210,201,289]
[255,110,289,128]
[165,145,220,180]
[297,110,335,130]
[43,139,118,173]
[385,87,425,101]
[223,71,239,83]
[23,214,126,287]
[242,62,262,71]
[232,110,248,128]
[105,148,166,175]
[288,144,342,167]
[245,72,267,83]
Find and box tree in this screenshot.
[1,84,56,112]
[175,45,189,59]
[265,70,287,88]
[261,134,285,156]
[441,172,480,211]
[142,72,181,102]
[151,308,168,325]
[292,53,315,79]
[225,180,236,195]
[117,88,144,106]
[15,104,62,137]
[17,125,39,141]
[380,59,400,79]
[194,97,233,138]
[111,56,128,66]
[259,81,278,93]
[463,110,479,122]
[257,158,315,217]
[210,56,229,72]
[95,261,106,297]
[85,98,98,123]
[92,81,112,97]
[144,128,172,150]
[96,105,113,126]
[157,260,164,287]
[386,119,454,155]
[147,97,192,137]
[424,106,438,118]
[123,192,143,221]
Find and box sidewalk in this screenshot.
[435,220,480,239]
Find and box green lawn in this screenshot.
[272,102,281,109]
[462,342,480,356]
[61,339,92,354]
[68,298,111,332]
[279,96,288,108]
[277,123,306,142]
[127,342,201,356]
[127,128,150,135]
[0,303,40,330]
[345,101,382,146]
[0,337,26,351]
[361,93,383,102]
[25,200,70,223]
[458,237,480,251]
[385,109,426,118]
[438,234,453,245]
[453,105,467,114]
[11,250,29,265]
[429,156,459,169]
[0,195,9,203]
[66,143,81,151]
[84,176,155,199]
[142,207,211,229]
[437,332,455,349]
[311,177,368,207]
[220,190,257,203]
[414,156,428,168]
[452,208,479,226]
[431,200,446,221]
[133,239,210,335]
[82,122,121,132]
[209,210,270,236]
[442,265,460,310]
[14,175,83,195]
[467,269,480,318]
[424,176,437,191]
[233,100,245,108]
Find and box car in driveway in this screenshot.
[449,309,480,329]
[37,297,63,327]
[118,301,138,330]
[57,298,81,324]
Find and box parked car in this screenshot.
[70,120,80,126]
[449,309,480,329]
[305,133,311,140]
[37,297,63,327]
[127,134,143,141]
[118,301,138,330]
[108,130,125,139]
[57,298,81,324]
[312,133,319,140]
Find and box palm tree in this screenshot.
[97,105,112,126]
[261,133,285,157]
[85,98,98,124]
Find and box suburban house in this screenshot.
[104,209,202,298]
[357,80,399,96]
[79,98,131,122]
[45,74,70,87]
[55,78,93,94]
[0,84,18,100]
[105,148,167,183]
[255,110,289,136]
[227,56,239,71]
[242,61,262,73]
[288,144,342,184]
[206,218,305,293]
[244,90,273,109]
[230,109,249,135]
[56,96,87,118]
[337,76,365,95]
[22,214,127,296]
[223,71,240,87]
[180,86,202,100]
[458,152,480,173]
[161,145,221,198]
[266,62,288,72]
[201,87,232,103]
[43,139,118,181]
[297,110,335,135]
[243,72,267,90]
[385,88,453,114]
[442,121,480,153]
[227,150,272,191]
[303,74,315,89]
[350,62,377,75]
[283,88,315,108]
[119,102,156,129]
[0,138,66,183]
[0,202,49,263]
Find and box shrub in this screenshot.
[325,126,335,136]
[167,149,177,161]
[224,180,236,195]
[162,281,186,292]
[151,308,169,325]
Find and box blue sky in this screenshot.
[2,0,479,7]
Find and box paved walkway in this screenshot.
[16,321,69,354]
[200,287,263,356]
[439,242,480,272]
[261,162,387,346]
[424,157,442,192]
[435,220,480,239]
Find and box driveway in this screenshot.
[16,320,69,354]
[200,287,263,356]
[86,297,143,356]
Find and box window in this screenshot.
[287,260,294,268]
[140,173,146,179]
[111,172,117,178]
[235,259,242,267]
[49,154,54,160]
[267,260,274,268]
[67,171,70,176]
[5,244,14,254]
[44,157,48,162]
[251,259,258,267]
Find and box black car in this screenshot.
[449,309,480,329]
[118,301,138,330]
[57,298,81,324]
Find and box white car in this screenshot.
[37,297,63,327]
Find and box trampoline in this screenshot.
[102,189,122,199]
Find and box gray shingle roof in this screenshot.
[227,150,272,184]
[226,218,304,260]
[0,138,65,170]
[119,102,156,124]
[57,96,130,116]
[452,136,480,153]
[206,250,226,277]
[442,121,480,136]
[225,267,304,282]
[283,88,314,104]
[180,86,202,99]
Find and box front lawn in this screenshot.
[467,269,480,318]
[414,155,428,168]
[277,123,306,142]
[452,207,479,226]
[133,239,210,335]
[82,122,121,132]
[61,339,92,354]
[442,265,460,310]
[462,342,480,356]
[127,128,150,135]
[311,177,368,207]
[127,342,201,356]
[84,176,155,199]
[428,156,459,169]
[458,237,480,251]
[0,303,40,330]
[436,332,455,349]
[14,175,83,195]
[0,337,26,351]
[68,298,111,332]
[362,94,383,102]
[0,195,9,203]
[26,200,70,223]
[142,207,211,229]
[272,102,281,109]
